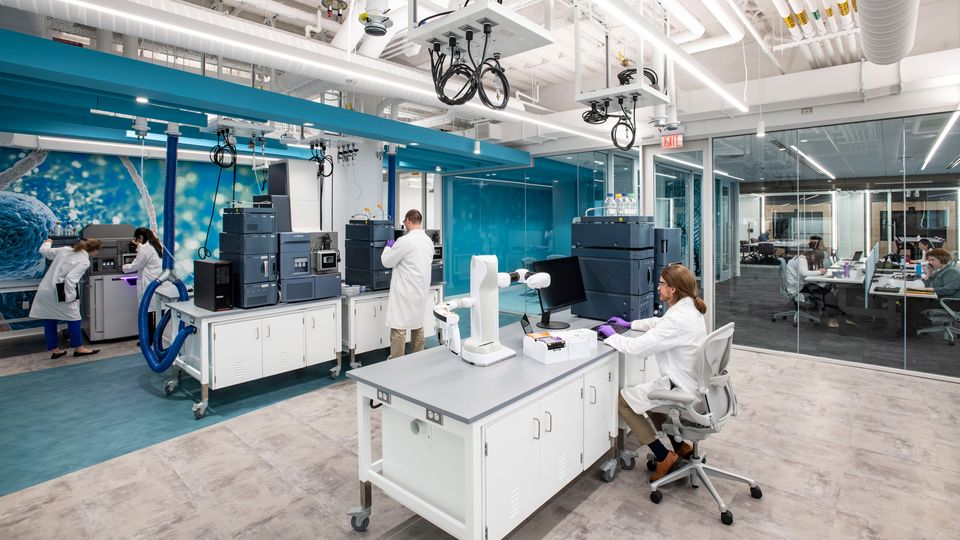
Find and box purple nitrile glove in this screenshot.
[385,239,395,248]
[597,325,616,339]
[606,316,630,329]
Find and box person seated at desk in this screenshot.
[757,230,770,242]
[596,264,707,482]
[787,250,841,326]
[924,248,960,298]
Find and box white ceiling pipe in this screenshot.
[818,0,848,63]
[720,0,785,74]
[330,0,366,52]
[769,0,818,67]
[786,0,830,66]
[305,10,343,36]
[858,0,919,66]
[801,0,839,63]
[218,0,318,28]
[659,0,706,44]
[357,5,407,58]
[831,0,861,61]
[682,0,743,54]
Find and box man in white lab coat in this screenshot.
[381,209,435,359]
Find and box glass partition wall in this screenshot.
[712,112,960,378]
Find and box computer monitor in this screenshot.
[531,256,587,329]
[851,251,862,262]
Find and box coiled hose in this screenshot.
[139,131,195,373]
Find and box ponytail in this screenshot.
[660,264,708,314]
[73,239,102,252]
[134,227,164,257]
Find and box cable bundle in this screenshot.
[428,24,510,110]
[581,97,638,151]
[617,67,659,89]
[198,130,237,259]
[310,143,335,179]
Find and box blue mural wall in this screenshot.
[0,146,257,330]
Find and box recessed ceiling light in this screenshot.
[566,156,573,159]
[304,122,314,127]
[800,139,808,143]
[410,142,419,146]
[135,96,149,104]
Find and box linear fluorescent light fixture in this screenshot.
[655,172,677,179]
[920,107,960,171]
[54,0,609,145]
[789,145,836,179]
[591,0,749,113]
[656,154,744,180]
[40,135,278,162]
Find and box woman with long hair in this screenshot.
[122,227,173,343]
[597,264,708,482]
[30,238,102,359]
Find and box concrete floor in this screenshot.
[1,348,957,539]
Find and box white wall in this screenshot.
[330,140,388,254]
[395,172,442,231]
[739,194,761,242]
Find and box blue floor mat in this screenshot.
[0,311,522,497]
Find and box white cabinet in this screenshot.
[354,298,386,354]
[306,305,339,367]
[583,361,616,467]
[538,379,584,497]
[262,312,305,377]
[483,400,542,540]
[212,319,263,388]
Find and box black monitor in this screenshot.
[532,256,587,329]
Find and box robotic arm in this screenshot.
[497,268,551,289]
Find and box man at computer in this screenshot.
[595,265,707,482]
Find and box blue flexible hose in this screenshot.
[139,132,195,373]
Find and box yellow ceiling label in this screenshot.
[796,10,809,25]
[838,2,850,16]
[783,14,797,29]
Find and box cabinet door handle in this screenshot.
[255,327,259,339]
[544,411,553,433]
[590,385,597,404]
[266,325,271,338]
[533,418,541,440]
[262,260,269,277]
[312,317,316,329]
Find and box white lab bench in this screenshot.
[340,285,444,371]
[166,297,342,418]
[346,313,618,539]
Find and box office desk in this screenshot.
[804,273,864,285]
[870,281,938,299]
[346,314,618,539]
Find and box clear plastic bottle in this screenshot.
[614,193,624,216]
[625,193,636,216]
[603,193,615,216]
[52,221,63,236]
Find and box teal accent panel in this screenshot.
[0,29,530,168]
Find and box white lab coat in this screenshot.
[381,228,435,330]
[29,243,90,322]
[786,256,820,302]
[122,242,177,311]
[603,297,707,414]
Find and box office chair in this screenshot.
[756,242,776,265]
[739,241,752,264]
[917,297,960,345]
[645,323,762,526]
[772,258,821,326]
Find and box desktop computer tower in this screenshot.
[194,260,233,312]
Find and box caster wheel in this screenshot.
[646,459,657,472]
[600,469,615,483]
[192,403,207,419]
[721,511,733,525]
[351,516,369,532]
[620,456,636,471]
[650,490,663,504]
[163,381,178,396]
[750,486,763,499]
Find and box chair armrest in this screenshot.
[941,298,960,319]
[648,389,698,404]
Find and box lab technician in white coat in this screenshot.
[596,264,708,482]
[30,238,102,359]
[381,209,435,359]
[122,227,176,343]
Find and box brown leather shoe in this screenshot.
[650,451,679,482]
[677,442,694,460]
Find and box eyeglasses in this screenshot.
[658,280,667,285]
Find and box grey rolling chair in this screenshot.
[645,323,762,526]
[756,242,776,265]
[917,297,960,345]
[772,257,820,326]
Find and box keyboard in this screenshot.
[590,323,629,341]
[874,286,901,293]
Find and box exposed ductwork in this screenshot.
[858,0,919,65]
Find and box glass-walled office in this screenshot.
[709,113,960,378]
[443,151,629,315]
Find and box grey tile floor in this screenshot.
[1,348,958,539]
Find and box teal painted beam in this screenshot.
[0,29,530,168]
[96,97,208,127]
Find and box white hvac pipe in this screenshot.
[770,0,818,67]
[818,0,848,63]
[786,0,830,66]
[683,0,744,54]
[721,0,786,74]
[834,0,862,61]
[858,0,919,65]
[802,0,838,63]
[660,0,706,44]
[219,0,318,27]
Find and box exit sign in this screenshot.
[661,133,683,149]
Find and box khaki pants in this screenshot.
[618,393,668,446]
[389,327,424,359]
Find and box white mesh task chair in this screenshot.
[772,257,820,326]
[645,323,762,526]
[917,297,960,345]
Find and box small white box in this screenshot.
[523,329,598,364]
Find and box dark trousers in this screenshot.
[43,319,82,350]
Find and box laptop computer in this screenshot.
[851,251,863,262]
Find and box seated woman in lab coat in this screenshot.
[596,264,707,481]
[29,238,102,359]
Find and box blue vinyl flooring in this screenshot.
[0,311,520,497]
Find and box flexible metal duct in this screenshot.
[858,0,919,65]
